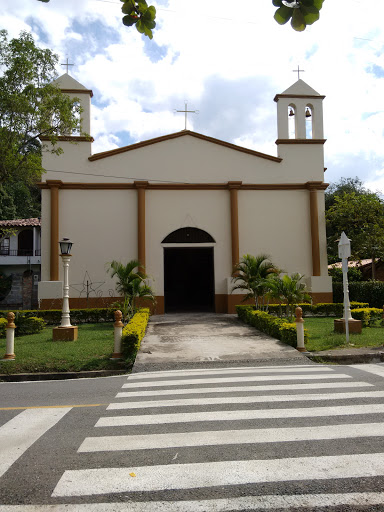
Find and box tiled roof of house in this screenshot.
[0,218,41,227]
[328,259,375,269]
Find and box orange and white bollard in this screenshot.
[111,310,123,359]
[295,306,306,352]
[3,312,16,360]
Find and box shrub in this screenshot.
[14,315,46,336]
[351,307,382,327]
[236,305,308,348]
[121,308,150,360]
[333,281,384,308]
[0,308,114,325]
[0,317,7,338]
[265,302,368,317]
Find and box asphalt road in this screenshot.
[1,364,384,511]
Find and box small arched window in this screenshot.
[288,104,296,139]
[305,104,313,139]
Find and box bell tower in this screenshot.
[274,79,325,142]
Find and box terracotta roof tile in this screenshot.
[0,218,41,227]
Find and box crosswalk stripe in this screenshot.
[126,366,333,380]
[116,380,373,397]
[122,373,351,388]
[5,492,384,510]
[0,408,71,478]
[350,364,384,378]
[96,403,384,427]
[52,452,384,496]
[79,421,384,452]
[108,390,384,409]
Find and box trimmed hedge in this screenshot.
[0,318,7,338]
[236,305,308,348]
[333,281,384,308]
[121,308,150,360]
[0,308,114,325]
[266,302,368,317]
[0,315,46,337]
[351,307,383,327]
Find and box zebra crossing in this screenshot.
[46,364,384,510]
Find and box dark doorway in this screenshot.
[164,247,215,313]
[18,230,33,256]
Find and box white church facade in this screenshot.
[38,74,332,313]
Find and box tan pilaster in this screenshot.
[308,183,321,277]
[228,181,242,271]
[47,180,62,281]
[135,181,148,272]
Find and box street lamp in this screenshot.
[52,238,78,341]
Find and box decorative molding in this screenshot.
[275,139,326,145]
[88,130,282,163]
[39,181,329,191]
[50,185,60,281]
[274,94,326,102]
[60,88,94,98]
[40,135,94,142]
[309,188,321,277]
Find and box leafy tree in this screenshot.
[0,30,82,189]
[328,265,363,284]
[325,177,368,211]
[232,254,279,310]
[107,259,155,321]
[326,191,384,279]
[37,0,324,38]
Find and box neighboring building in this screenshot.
[0,218,41,309]
[38,74,332,313]
[329,259,384,281]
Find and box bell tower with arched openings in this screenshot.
[274,79,325,142]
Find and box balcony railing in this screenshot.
[0,249,41,257]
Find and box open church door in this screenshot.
[164,247,215,313]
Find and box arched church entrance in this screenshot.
[162,227,215,313]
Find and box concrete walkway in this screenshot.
[133,313,311,372]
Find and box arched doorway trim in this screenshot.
[162,227,215,244]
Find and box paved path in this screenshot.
[134,313,309,372]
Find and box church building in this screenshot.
[38,74,332,313]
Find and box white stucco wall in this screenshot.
[238,190,313,277]
[53,189,137,297]
[146,190,232,295]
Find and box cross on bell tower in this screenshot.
[61,57,74,75]
[292,65,305,80]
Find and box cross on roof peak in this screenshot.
[293,65,305,80]
[61,57,74,75]
[175,101,199,131]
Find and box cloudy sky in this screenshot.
[2,0,384,191]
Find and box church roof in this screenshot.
[53,73,93,97]
[274,80,325,101]
[89,130,282,163]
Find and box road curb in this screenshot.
[307,352,384,365]
[0,368,130,382]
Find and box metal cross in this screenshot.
[61,57,74,74]
[293,65,305,80]
[175,101,199,130]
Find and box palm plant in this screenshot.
[232,254,279,310]
[277,273,311,321]
[107,259,155,321]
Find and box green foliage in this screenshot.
[273,0,324,32]
[267,301,367,317]
[333,281,384,309]
[107,260,155,321]
[351,307,382,327]
[0,308,114,326]
[328,266,363,284]
[0,30,82,187]
[271,273,311,321]
[236,305,308,348]
[0,182,40,220]
[14,316,45,336]
[326,190,384,277]
[121,308,150,361]
[232,254,279,310]
[0,318,7,338]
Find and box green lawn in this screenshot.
[305,317,384,352]
[0,323,128,375]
